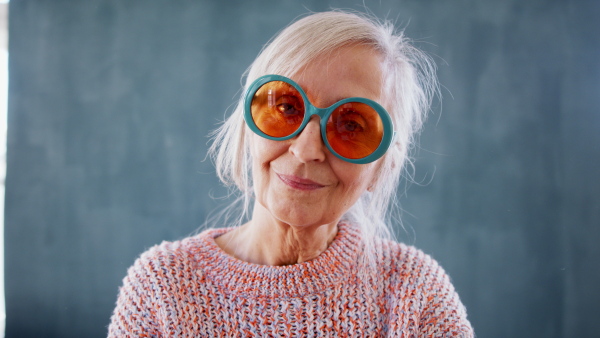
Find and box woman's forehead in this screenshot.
[290,45,384,106]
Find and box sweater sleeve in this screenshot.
[417,263,474,338]
[107,253,163,338]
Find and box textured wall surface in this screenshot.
[6,1,600,337]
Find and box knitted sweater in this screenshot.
[108,223,473,337]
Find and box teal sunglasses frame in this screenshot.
[243,74,396,164]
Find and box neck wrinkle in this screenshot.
[196,222,362,298]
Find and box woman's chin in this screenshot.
[254,201,318,228]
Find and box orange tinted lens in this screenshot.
[251,81,305,138]
[325,102,384,159]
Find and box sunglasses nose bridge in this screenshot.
[305,104,329,121]
[302,105,331,143]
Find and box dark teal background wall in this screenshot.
[5,1,600,337]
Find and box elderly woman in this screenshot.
[108,11,473,337]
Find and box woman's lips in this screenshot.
[276,174,325,191]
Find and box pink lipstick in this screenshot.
[277,174,325,191]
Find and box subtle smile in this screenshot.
[276,173,325,191]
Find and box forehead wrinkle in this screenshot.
[304,85,382,109]
[292,46,383,107]
[296,73,382,107]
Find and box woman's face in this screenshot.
[250,45,384,228]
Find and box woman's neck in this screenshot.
[214,204,339,266]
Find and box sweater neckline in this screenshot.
[193,222,362,298]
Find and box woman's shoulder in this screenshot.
[377,239,443,273]
[375,239,473,336]
[375,238,455,293]
[108,228,231,337]
[125,228,228,279]
[149,227,224,252]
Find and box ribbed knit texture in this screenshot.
[108,223,473,337]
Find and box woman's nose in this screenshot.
[289,117,326,163]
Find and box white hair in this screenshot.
[209,10,438,263]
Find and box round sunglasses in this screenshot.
[243,75,396,164]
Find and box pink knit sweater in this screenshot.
[108,223,473,337]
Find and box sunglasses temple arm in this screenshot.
[392,131,398,143]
